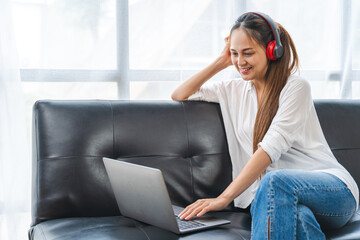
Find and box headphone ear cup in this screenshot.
[266,40,277,60]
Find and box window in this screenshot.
[13,0,117,69]
[129,0,236,70]
[12,0,360,102]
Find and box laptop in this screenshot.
[103,157,231,234]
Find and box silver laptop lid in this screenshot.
[103,157,180,233]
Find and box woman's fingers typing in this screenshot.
[178,197,231,220]
[178,200,204,219]
[186,202,210,220]
[178,199,213,220]
[196,206,210,217]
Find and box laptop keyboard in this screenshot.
[176,216,206,230]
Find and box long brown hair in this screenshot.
[230,13,299,154]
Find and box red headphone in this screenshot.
[239,12,284,61]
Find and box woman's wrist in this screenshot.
[212,56,231,71]
[217,194,234,206]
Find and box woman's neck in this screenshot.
[252,79,265,96]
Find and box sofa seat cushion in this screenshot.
[29,211,252,240]
[29,208,360,240]
[325,208,360,239]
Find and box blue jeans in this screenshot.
[250,169,356,240]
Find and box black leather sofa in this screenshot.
[29,100,360,240]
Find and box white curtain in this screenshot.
[340,0,360,98]
[0,0,31,239]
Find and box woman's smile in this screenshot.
[240,66,253,74]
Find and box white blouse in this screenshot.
[187,74,359,209]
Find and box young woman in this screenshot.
[171,12,358,239]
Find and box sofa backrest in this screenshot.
[31,100,233,226]
[32,99,360,226]
[314,100,360,188]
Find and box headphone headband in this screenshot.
[240,12,284,60]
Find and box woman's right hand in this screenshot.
[171,36,232,101]
[178,197,231,220]
[217,36,233,68]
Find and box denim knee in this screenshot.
[257,170,289,192]
[254,170,295,205]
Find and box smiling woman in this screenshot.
[229,29,269,83]
[172,12,358,239]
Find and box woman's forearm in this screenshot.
[171,57,229,101]
[219,147,272,204]
[178,147,272,220]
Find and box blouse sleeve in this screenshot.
[258,78,313,163]
[187,81,224,103]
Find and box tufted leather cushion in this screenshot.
[314,100,360,186]
[31,100,235,227]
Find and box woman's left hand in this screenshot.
[178,197,231,220]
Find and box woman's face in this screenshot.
[230,28,268,82]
